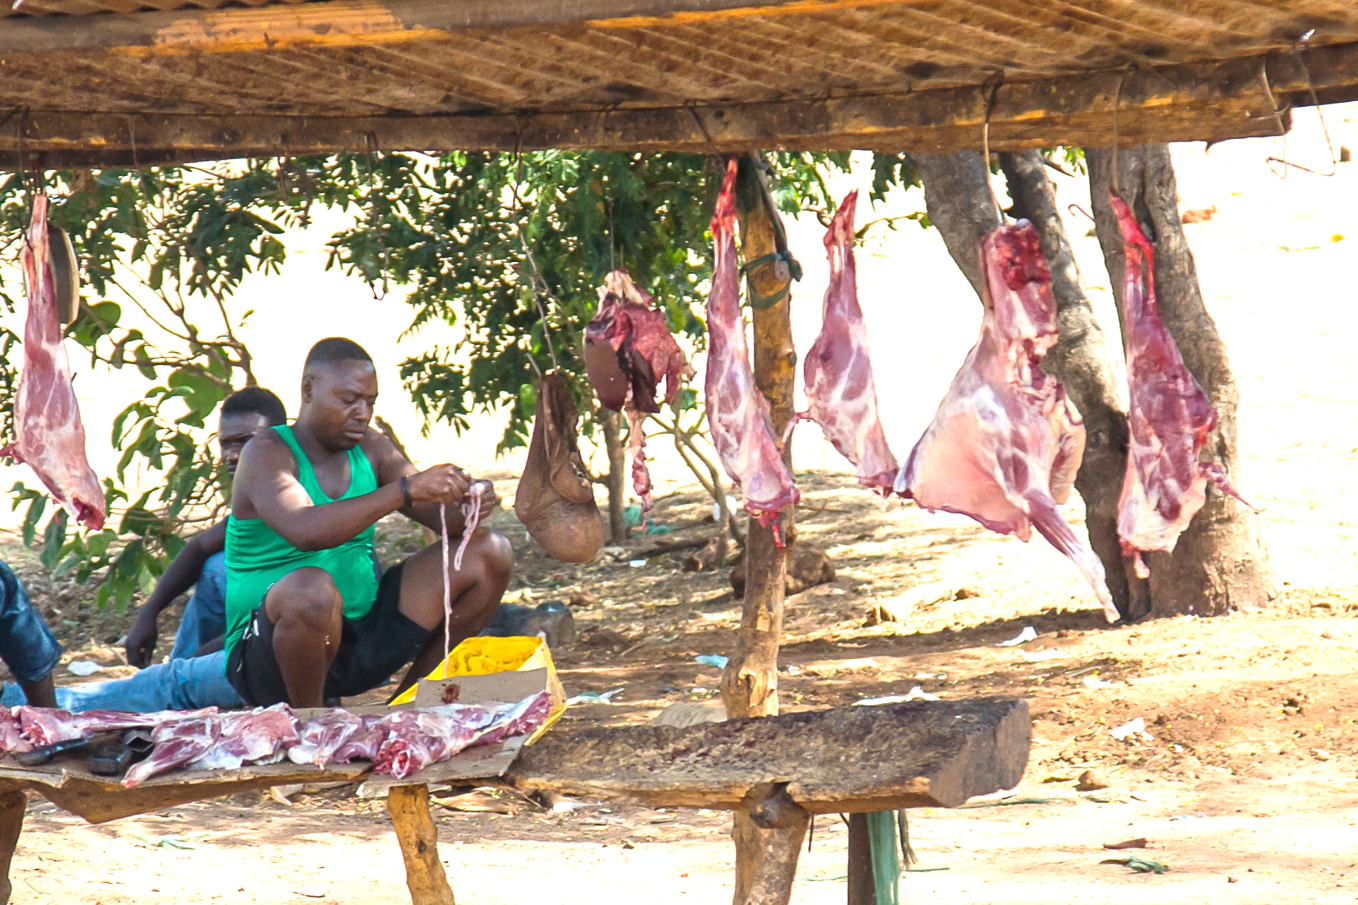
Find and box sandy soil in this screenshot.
[3,108,1358,903]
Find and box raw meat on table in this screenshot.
[1108,191,1253,575]
[0,712,29,754]
[895,221,1116,621]
[372,693,549,780]
[288,708,367,768]
[703,159,800,527]
[584,270,694,516]
[122,714,222,787]
[513,372,605,563]
[328,714,385,765]
[786,190,898,494]
[15,705,218,747]
[0,196,106,530]
[190,704,299,771]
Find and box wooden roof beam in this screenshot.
[7,46,1358,168]
[0,0,892,56]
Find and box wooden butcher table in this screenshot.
[0,698,1030,905]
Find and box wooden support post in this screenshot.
[723,153,798,905]
[722,153,796,722]
[845,814,876,905]
[732,784,810,905]
[0,790,25,905]
[387,784,454,905]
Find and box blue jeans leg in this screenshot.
[169,552,227,662]
[0,651,241,712]
[0,561,62,684]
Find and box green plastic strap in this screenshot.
[867,810,901,905]
[740,251,803,310]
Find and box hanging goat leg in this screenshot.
[514,372,605,563]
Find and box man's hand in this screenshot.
[469,480,500,521]
[406,464,472,507]
[125,607,159,668]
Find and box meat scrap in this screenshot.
[189,704,299,771]
[895,222,1116,621]
[514,372,605,563]
[372,691,553,780]
[329,714,385,765]
[122,714,222,787]
[584,270,694,516]
[1109,191,1253,575]
[704,159,800,528]
[288,709,367,769]
[14,705,218,747]
[787,190,898,494]
[1,195,106,530]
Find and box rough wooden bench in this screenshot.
[0,698,1028,905]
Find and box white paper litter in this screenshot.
[1110,717,1154,742]
[997,626,1038,647]
[1083,675,1114,689]
[66,660,105,676]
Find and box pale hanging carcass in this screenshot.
[1108,190,1252,577]
[786,190,898,495]
[704,159,800,530]
[1,195,106,531]
[895,221,1116,621]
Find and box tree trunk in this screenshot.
[914,150,1143,617]
[910,151,1001,296]
[1000,150,1149,620]
[1086,145,1276,616]
[600,408,627,543]
[723,155,797,905]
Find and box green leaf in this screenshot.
[20,496,46,547]
[40,510,68,571]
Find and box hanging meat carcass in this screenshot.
[895,221,1116,621]
[1108,191,1252,576]
[704,159,800,529]
[583,270,694,517]
[1,196,106,530]
[514,371,605,562]
[786,190,898,494]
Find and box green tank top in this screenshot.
[224,425,382,656]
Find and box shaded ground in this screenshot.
[5,111,1358,903]
[2,465,1357,904]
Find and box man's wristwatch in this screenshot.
[400,475,413,508]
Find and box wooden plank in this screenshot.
[25,764,371,824]
[387,784,456,905]
[504,699,1031,814]
[9,45,1340,166]
[0,0,894,55]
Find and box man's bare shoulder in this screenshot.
[237,428,297,476]
[359,428,410,479]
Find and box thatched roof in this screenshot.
[2,0,1357,166]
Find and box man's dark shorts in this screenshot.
[226,563,433,707]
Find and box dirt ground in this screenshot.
[3,112,1358,902]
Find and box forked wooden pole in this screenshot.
[723,153,799,905]
[387,784,455,905]
[732,784,810,905]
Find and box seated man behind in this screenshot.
[225,338,511,707]
[0,562,60,708]
[125,386,289,667]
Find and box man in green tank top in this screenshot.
[224,338,511,708]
